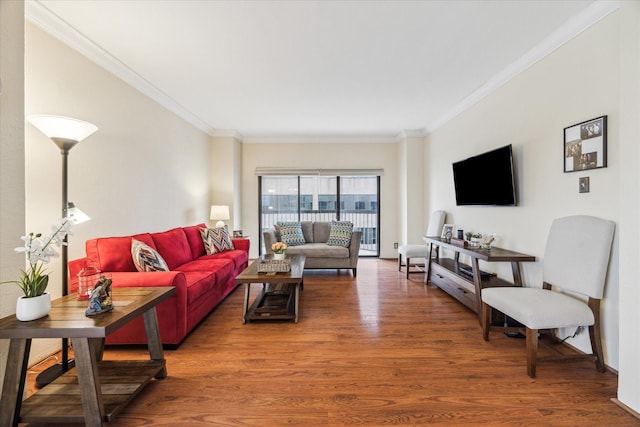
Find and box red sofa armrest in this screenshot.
[232,238,250,253]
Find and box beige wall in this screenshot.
[616,0,640,414]
[0,0,25,393]
[426,12,620,367]
[241,142,399,259]
[211,134,242,232]
[22,23,212,361]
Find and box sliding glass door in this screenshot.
[259,175,379,256]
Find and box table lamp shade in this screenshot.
[210,205,230,228]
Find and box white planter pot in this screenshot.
[16,293,51,321]
[274,253,286,260]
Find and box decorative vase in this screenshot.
[16,293,51,321]
[274,252,286,260]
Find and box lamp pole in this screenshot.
[36,139,79,387]
[26,115,97,388]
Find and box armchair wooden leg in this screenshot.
[406,257,411,279]
[589,323,605,372]
[482,302,491,341]
[398,255,402,272]
[526,328,538,378]
[588,298,605,372]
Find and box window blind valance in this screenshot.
[255,168,384,176]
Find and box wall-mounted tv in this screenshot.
[452,144,517,206]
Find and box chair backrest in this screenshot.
[543,215,615,299]
[426,210,446,237]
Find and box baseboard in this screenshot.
[611,398,640,420]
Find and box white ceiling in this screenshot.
[27,0,616,142]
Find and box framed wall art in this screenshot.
[564,115,607,173]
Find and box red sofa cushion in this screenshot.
[183,223,207,259]
[85,233,155,272]
[204,249,248,269]
[151,227,193,270]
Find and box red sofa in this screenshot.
[69,223,249,347]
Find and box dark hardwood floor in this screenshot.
[25,258,639,426]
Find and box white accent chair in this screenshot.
[481,215,615,378]
[398,210,446,278]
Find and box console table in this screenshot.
[0,286,175,427]
[423,236,536,322]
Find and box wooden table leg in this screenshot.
[471,258,483,324]
[294,282,300,323]
[424,243,434,285]
[242,283,251,324]
[73,338,105,426]
[143,306,167,379]
[511,261,524,287]
[0,338,31,427]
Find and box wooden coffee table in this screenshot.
[235,254,306,323]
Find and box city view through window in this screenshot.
[259,175,380,256]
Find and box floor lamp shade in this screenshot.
[27,115,98,145]
[210,205,230,228]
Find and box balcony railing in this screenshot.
[260,210,378,256]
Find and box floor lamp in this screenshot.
[27,115,98,387]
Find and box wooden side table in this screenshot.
[0,286,175,427]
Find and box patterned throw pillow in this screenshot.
[327,221,354,247]
[200,226,235,255]
[277,221,306,246]
[131,239,169,272]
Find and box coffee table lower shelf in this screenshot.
[245,283,297,322]
[19,360,165,424]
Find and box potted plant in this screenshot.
[271,241,288,260]
[1,218,72,321]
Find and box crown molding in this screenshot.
[426,0,620,133]
[241,133,400,144]
[396,129,428,142]
[211,129,244,141]
[25,0,216,136]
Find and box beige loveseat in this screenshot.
[263,221,361,277]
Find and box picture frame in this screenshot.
[233,230,243,238]
[564,116,607,173]
[441,224,455,241]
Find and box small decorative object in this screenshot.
[258,258,292,273]
[481,233,496,250]
[1,218,72,321]
[77,266,101,300]
[564,116,607,172]
[85,275,113,316]
[233,230,243,238]
[441,224,455,241]
[271,242,288,260]
[466,232,483,247]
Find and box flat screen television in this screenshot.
[452,144,517,206]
